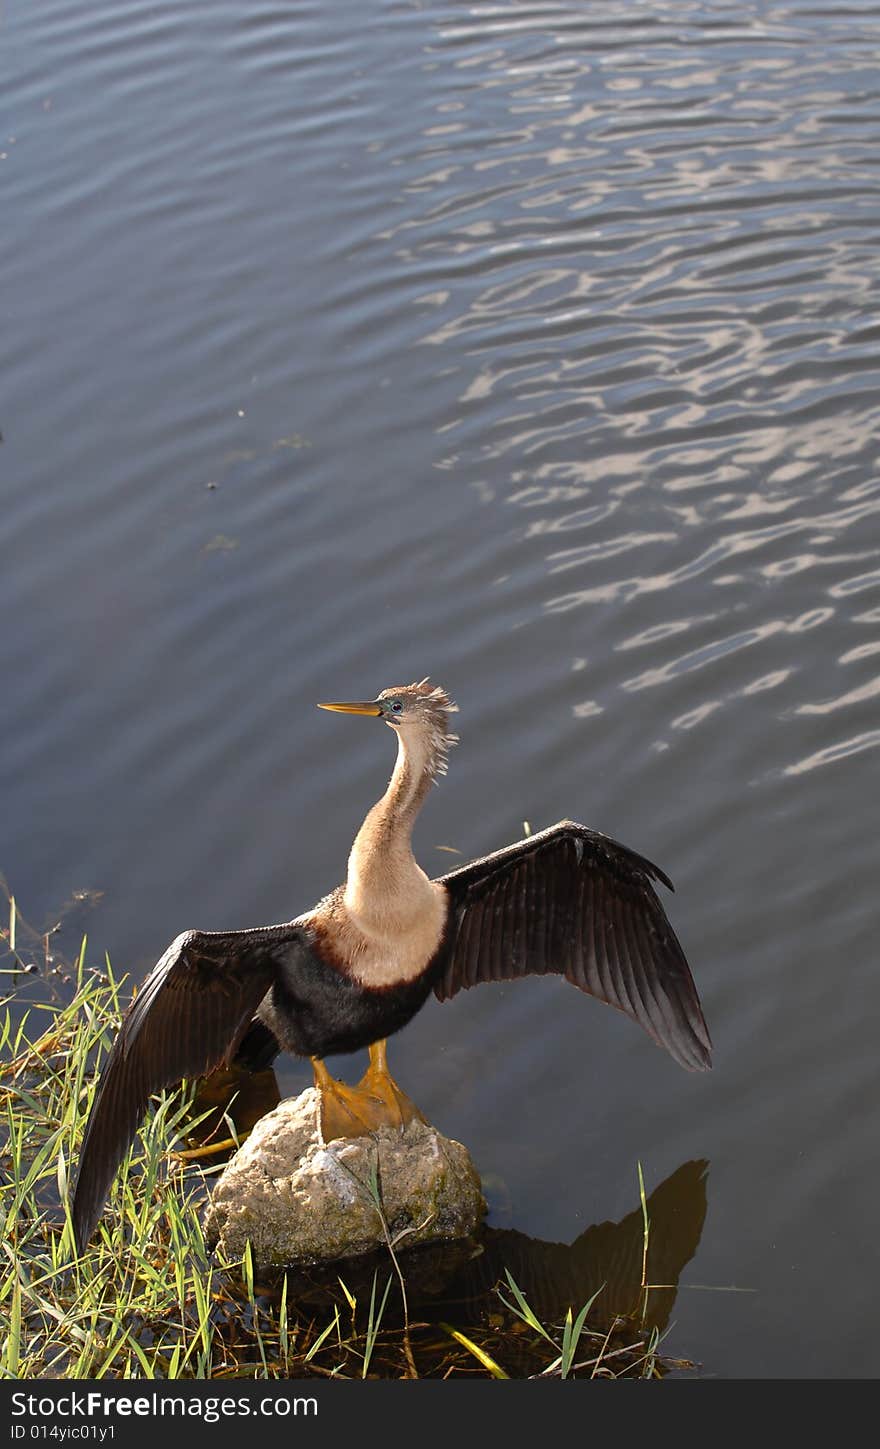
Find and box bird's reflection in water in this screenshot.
[444,1158,708,1336]
[184,1065,281,1157]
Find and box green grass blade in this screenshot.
[560,1285,604,1377]
[497,1269,554,1344]
[2,1275,21,1375]
[440,1324,509,1379]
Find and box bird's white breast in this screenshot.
[311,877,448,989]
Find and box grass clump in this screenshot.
[0,942,691,1380]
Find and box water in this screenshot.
[4,0,880,1378]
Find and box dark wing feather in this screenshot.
[72,923,302,1251]
[433,820,711,1072]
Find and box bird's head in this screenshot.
[318,679,459,775]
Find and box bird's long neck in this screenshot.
[344,728,435,928]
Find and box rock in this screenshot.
[204,1087,486,1268]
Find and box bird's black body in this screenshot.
[258,917,439,1060]
[71,682,712,1255]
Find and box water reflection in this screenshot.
[280,1158,709,1340]
[188,1066,281,1155]
[784,727,880,777]
[435,1157,709,1335]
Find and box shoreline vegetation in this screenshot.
[1,900,693,1380]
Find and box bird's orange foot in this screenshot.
[356,1058,427,1133]
[314,1072,390,1142]
[311,1043,427,1143]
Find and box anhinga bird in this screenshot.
[72,680,711,1251]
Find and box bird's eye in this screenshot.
[390,700,403,713]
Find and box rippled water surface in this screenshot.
[4,0,880,1377]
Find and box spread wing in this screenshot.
[71,923,303,1251]
[433,820,711,1072]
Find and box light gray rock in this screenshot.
[204,1087,486,1268]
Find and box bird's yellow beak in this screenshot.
[317,700,383,716]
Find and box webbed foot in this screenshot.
[311,1040,426,1143]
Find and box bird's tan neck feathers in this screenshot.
[314,725,447,988]
[347,726,433,896]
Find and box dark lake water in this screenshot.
[4,0,880,1378]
